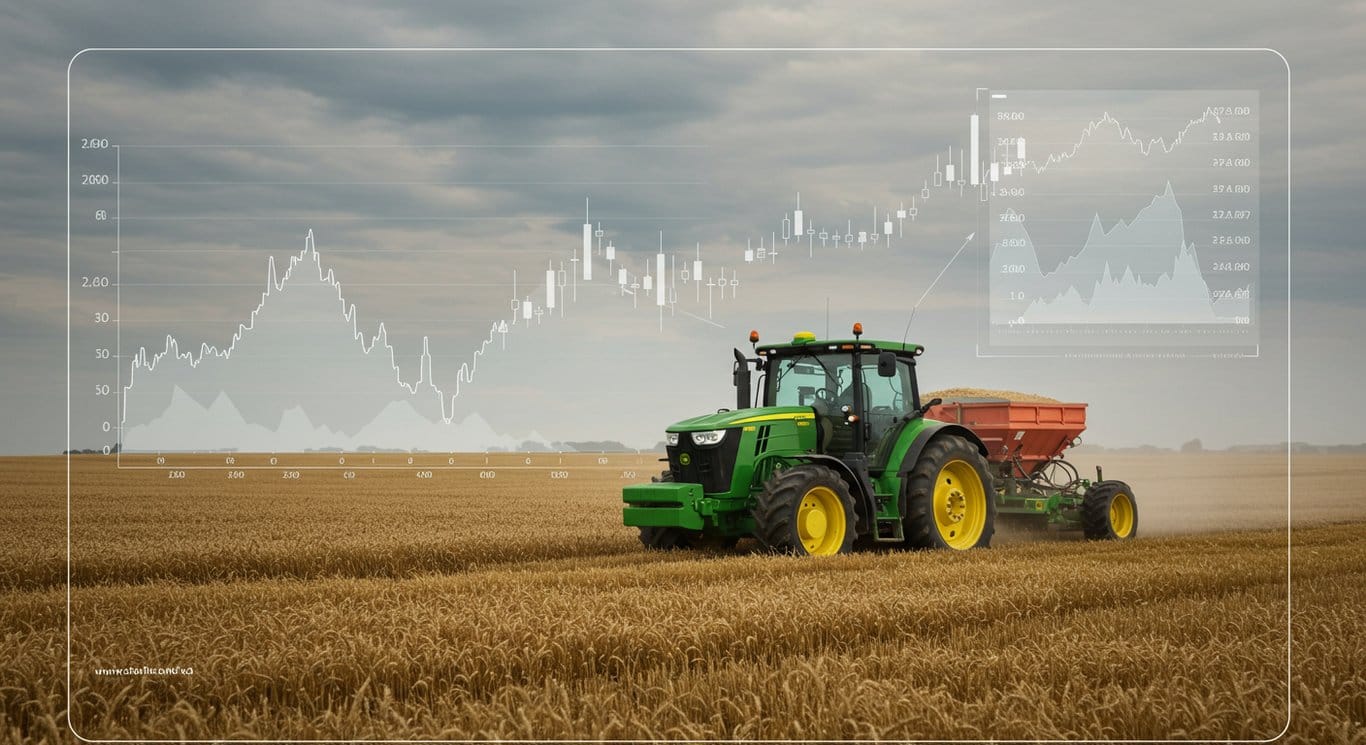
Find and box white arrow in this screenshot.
[902,232,976,344]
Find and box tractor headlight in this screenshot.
[690,429,728,447]
[665,432,680,447]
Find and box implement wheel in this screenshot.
[904,435,996,550]
[754,465,856,556]
[1082,480,1138,540]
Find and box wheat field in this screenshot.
[1,453,1364,742]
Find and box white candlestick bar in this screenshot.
[656,253,666,306]
[969,114,980,186]
[582,223,592,280]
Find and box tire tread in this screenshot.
[1081,480,1137,540]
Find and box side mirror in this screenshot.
[877,350,897,377]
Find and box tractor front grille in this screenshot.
[666,430,741,494]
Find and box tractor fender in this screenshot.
[789,453,876,533]
[895,422,990,477]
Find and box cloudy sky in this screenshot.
[1,1,1363,454]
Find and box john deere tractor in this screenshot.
[622,324,1138,555]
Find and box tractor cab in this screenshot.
[748,326,927,473]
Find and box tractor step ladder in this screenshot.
[874,516,905,542]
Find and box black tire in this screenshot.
[753,465,857,556]
[904,435,996,550]
[697,534,741,551]
[638,525,700,550]
[1081,480,1138,540]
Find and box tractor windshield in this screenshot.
[767,352,855,410]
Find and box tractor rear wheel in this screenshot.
[754,465,856,556]
[1082,480,1138,540]
[904,435,996,550]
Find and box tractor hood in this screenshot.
[666,406,815,432]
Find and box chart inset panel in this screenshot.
[980,89,1261,355]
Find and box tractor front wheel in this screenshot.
[1081,480,1138,540]
[638,525,701,550]
[754,465,856,556]
[904,435,996,550]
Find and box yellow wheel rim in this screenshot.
[1109,491,1135,538]
[932,460,987,550]
[796,485,846,555]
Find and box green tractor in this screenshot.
[622,324,1137,555]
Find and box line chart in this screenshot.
[64,51,1284,460]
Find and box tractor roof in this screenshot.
[756,336,923,356]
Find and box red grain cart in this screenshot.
[925,399,1087,473]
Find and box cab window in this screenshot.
[861,359,913,415]
[768,353,853,409]
[862,358,914,453]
